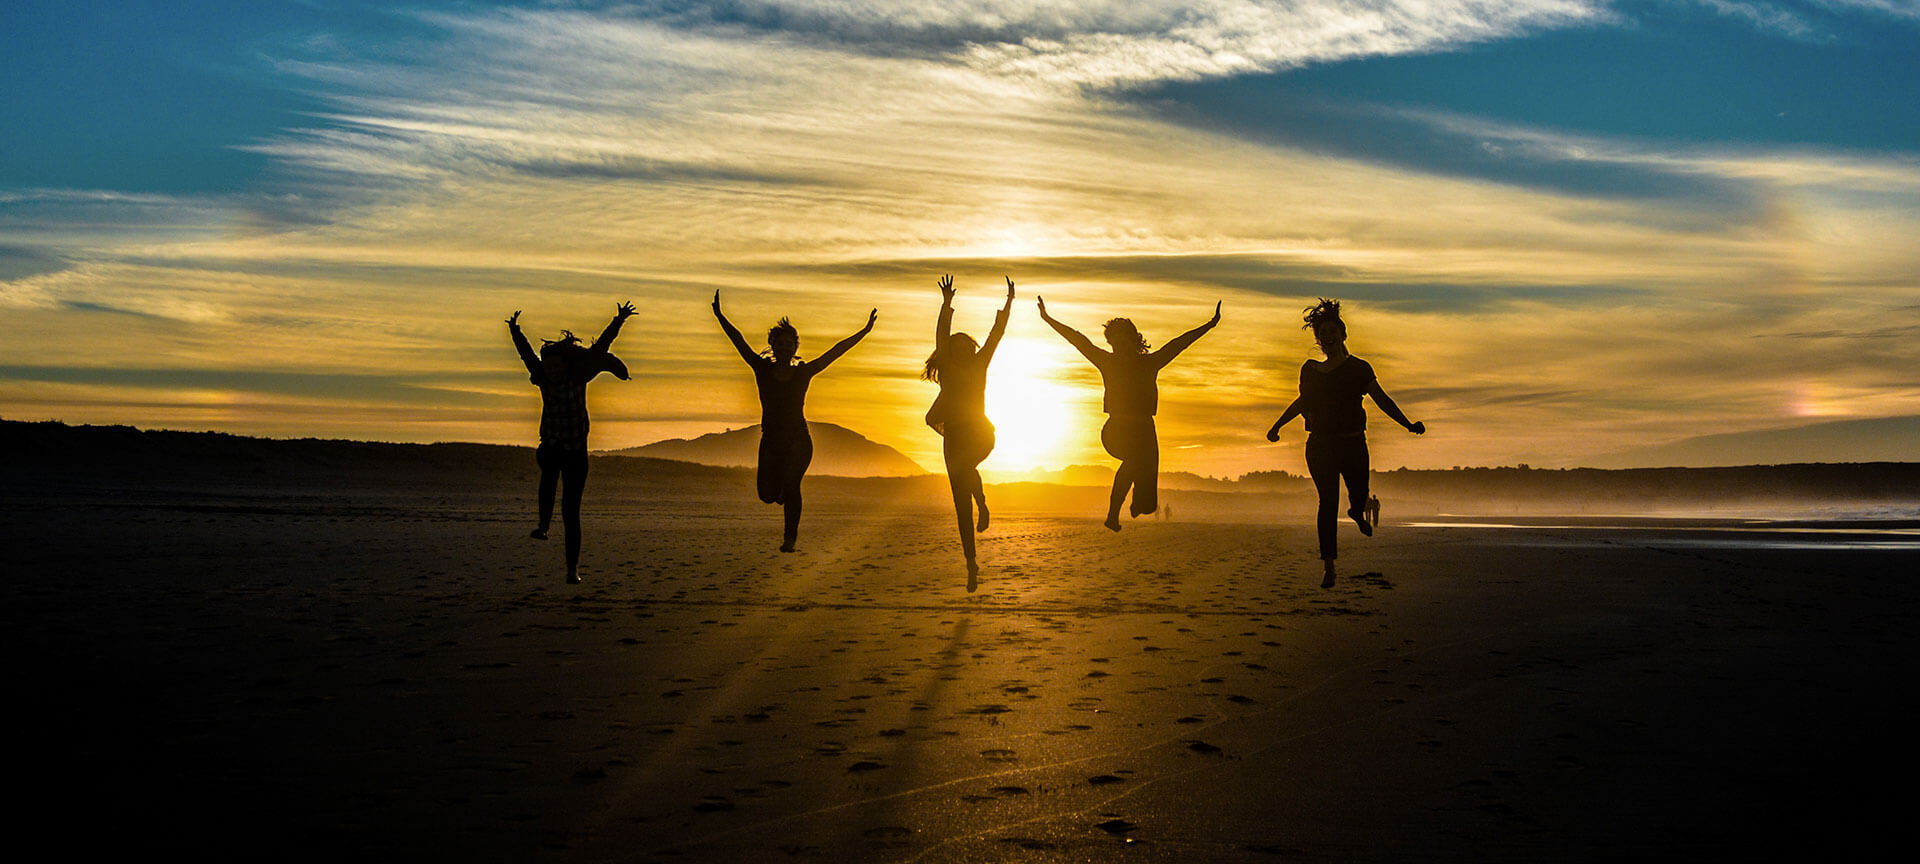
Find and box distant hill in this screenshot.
[1001,464,1260,492]
[5,419,1914,520]
[604,422,927,477]
[1591,415,1920,468]
[0,418,735,493]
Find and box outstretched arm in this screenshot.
[587,301,636,356]
[1152,301,1221,367]
[811,308,878,373]
[980,277,1015,364]
[507,311,542,381]
[934,274,954,353]
[1036,295,1102,364]
[1368,381,1426,434]
[1266,397,1303,442]
[712,291,760,365]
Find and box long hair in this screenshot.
[923,332,978,383]
[1302,298,1344,337]
[1103,317,1149,353]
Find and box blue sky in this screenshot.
[4,1,1918,472]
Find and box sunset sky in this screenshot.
[5,1,1918,477]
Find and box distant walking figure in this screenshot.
[1266,299,1424,588]
[713,291,877,552]
[508,303,635,584]
[924,275,1014,591]
[1038,295,1220,531]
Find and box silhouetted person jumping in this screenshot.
[713,291,876,552]
[1039,295,1220,531]
[1266,298,1424,588]
[924,275,1014,591]
[508,302,634,584]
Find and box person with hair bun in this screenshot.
[1039,294,1220,532]
[1267,298,1425,588]
[712,291,876,552]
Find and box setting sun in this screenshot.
[983,338,1083,472]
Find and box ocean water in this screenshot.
[1406,515,1920,551]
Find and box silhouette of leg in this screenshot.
[1341,436,1372,537]
[972,425,995,534]
[756,432,785,505]
[1306,434,1340,585]
[779,435,813,552]
[1100,418,1130,531]
[972,473,989,534]
[560,450,587,583]
[532,444,557,540]
[1130,418,1159,517]
[949,471,978,581]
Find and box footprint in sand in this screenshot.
[980,748,1018,763]
[1088,774,1126,785]
[862,825,912,847]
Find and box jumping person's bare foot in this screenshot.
[1321,560,1336,589]
[530,527,548,540]
[566,570,581,585]
[779,543,796,553]
[1348,507,1373,537]
[1104,515,1122,532]
[966,559,979,593]
[976,502,990,533]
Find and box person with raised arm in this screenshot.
[1037,295,1220,532]
[712,291,876,552]
[1266,298,1425,588]
[923,274,1014,591]
[507,302,635,584]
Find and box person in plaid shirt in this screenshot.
[508,302,634,584]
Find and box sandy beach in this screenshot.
[10,475,1918,861]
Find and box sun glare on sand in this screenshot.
[984,339,1080,472]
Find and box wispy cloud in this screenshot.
[5,2,1919,471]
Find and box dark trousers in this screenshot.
[1305,432,1368,560]
[536,444,589,570]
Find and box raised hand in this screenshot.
[507,310,522,327]
[1209,301,1222,326]
[937,274,954,300]
[1266,424,1281,443]
[711,290,723,317]
[865,308,879,330]
[1004,276,1015,302]
[1035,295,1048,318]
[616,301,636,320]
